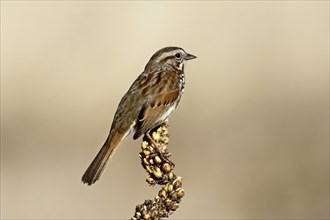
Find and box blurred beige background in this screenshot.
[1,1,329,219]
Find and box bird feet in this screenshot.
[146,132,175,168]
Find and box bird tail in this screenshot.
[82,132,124,185]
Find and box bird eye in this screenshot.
[175,53,181,59]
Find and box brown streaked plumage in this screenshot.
[82,47,196,185]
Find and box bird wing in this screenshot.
[133,89,180,139]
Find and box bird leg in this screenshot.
[146,132,175,168]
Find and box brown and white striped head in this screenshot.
[145,47,196,71]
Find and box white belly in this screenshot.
[159,104,176,122]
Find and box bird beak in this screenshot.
[185,53,197,60]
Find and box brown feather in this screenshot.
[81,130,126,185]
[133,89,180,139]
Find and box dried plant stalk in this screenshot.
[131,123,184,220]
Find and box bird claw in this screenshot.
[146,132,175,168]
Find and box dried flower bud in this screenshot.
[133,123,183,220]
[161,145,168,151]
[146,176,155,185]
[162,163,171,173]
[168,172,175,181]
[165,199,174,208]
[162,127,168,135]
[134,212,142,219]
[153,211,159,218]
[143,158,149,166]
[170,191,178,200]
[152,132,160,141]
[154,156,162,164]
[145,166,153,174]
[141,141,148,150]
[143,213,150,220]
[136,205,143,213]
[164,183,173,192]
[158,210,167,217]
[143,149,151,156]
[169,203,179,211]
[163,136,169,144]
[177,188,185,199]
[158,189,167,199]
[173,176,182,189]
[152,167,163,179]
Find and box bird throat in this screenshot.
[178,61,185,71]
[179,72,185,94]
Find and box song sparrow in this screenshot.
[82,46,196,185]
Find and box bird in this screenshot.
[82,46,196,185]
